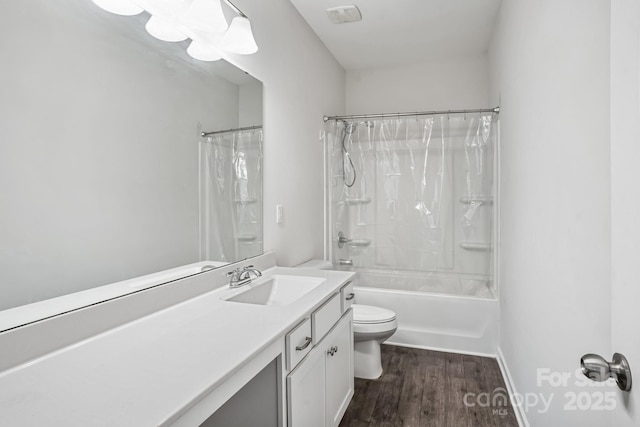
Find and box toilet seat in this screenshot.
[353,304,396,324]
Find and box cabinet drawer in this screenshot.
[340,281,355,313]
[286,318,313,371]
[312,293,341,344]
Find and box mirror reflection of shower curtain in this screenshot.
[200,128,263,262]
[325,113,496,278]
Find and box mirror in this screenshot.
[0,0,263,329]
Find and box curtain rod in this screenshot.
[323,107,500,122]
[201,125,262,137]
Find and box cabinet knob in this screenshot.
[327,345,338,356]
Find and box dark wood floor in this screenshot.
[340,345,519,427]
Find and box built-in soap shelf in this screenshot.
[345,197,371,205]
[237,234,258,242]
[459,196,493,205]
[459,242,492,251]
[347,239,371,247]
[234,198,258,204]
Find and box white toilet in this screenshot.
[351,304,397,379]
[296,259,398,380]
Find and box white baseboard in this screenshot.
[384,340,496,359]
[496,347,529,427]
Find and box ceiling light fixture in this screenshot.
[92,0,144,16]
[91,0,258,61]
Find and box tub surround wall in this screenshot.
[489,1,611,425]
[327,117,497,284]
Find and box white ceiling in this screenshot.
[289,0,503,70]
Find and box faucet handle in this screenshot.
[241,265,262,279]
[227,268,242,279]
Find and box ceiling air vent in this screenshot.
[326,5,362,24]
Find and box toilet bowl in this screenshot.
[296,259,398,380]
[352,304,397,379]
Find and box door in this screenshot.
[610,0,640,425]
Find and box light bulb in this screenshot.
[222,16,258,55]
[183,0,228,33]
[145,16,188,42]
[187,40,223,61]
[91,0,144,16]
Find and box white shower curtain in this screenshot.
[200,128,263,262]
[325,113,496,279]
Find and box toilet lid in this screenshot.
[352,304,396,324]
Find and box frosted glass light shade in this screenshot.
[145,16,188,42]
[187,40,223,61]
[92,0,144,16]
[92,0,259,62]
[183,0,228,33]
[222,16,258,54]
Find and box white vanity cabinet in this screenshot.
[0,254,358,427]
[286,284,354,427]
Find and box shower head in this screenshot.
[342,120,374,135]
[345,122,357,135]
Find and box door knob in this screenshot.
[580,352,632,391]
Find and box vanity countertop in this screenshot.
[0,266,354,426]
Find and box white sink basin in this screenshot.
[223,275,326,306]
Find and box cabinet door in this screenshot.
[287,346,326,427]
[324,313,354,427]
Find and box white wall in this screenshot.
[225,0,346,267]
[489,1,611,425]
[239,80,264,127]
[346,55,490,114]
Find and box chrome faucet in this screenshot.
[227,265,262,288]
[241,265,262,280]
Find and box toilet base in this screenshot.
[354,340,383,379]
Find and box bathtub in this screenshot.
[351,269,499,357]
